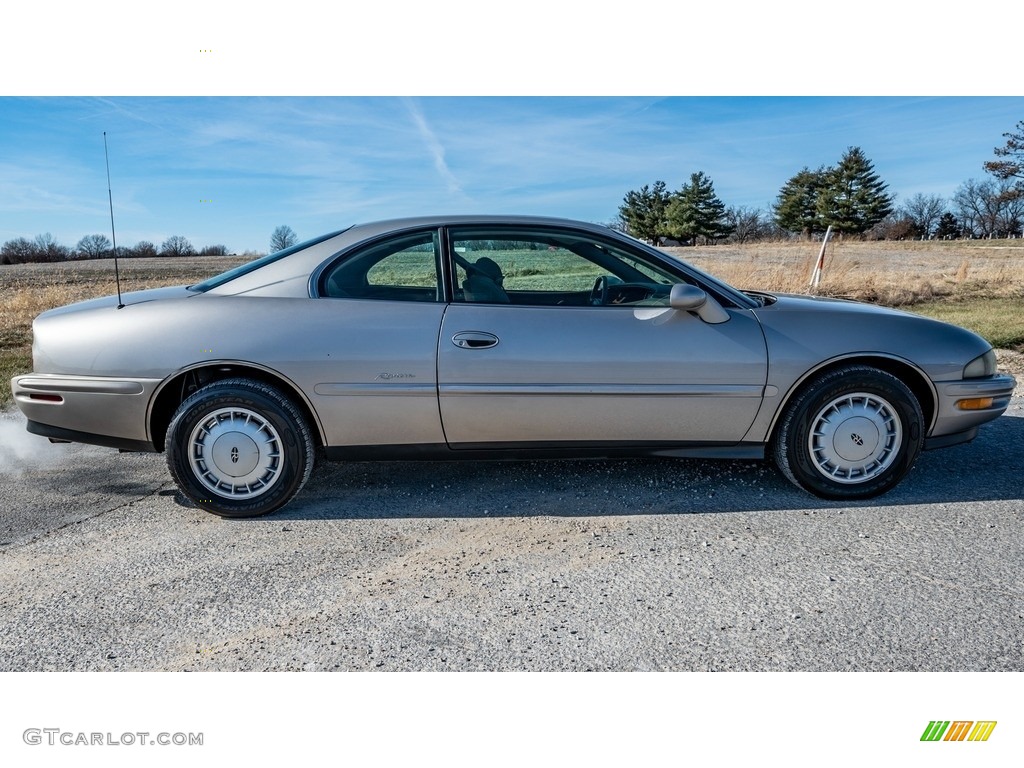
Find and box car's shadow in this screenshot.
[229,411,1024,522]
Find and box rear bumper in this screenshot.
[12,373,161,447]
[26,419,156,452]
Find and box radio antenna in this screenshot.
[103,131,124,309]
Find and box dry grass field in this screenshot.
[1,256,246,406]
[2,240,1022,406]
[671,239,1024,359]
[665,238,1024,305]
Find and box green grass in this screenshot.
[907,298,1024,349]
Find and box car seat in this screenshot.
[462,257,510,303]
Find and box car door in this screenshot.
[437,226,768,448]
[307,229,447,447]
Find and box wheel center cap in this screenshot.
[211,433,260,476]
[834,416,879,461]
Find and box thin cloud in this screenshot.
[402,98,463,196]
[0,161,107,218]
[86,97,168,132]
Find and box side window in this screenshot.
[321,231,440,302]
[453,238,603,305]
[450,228,679,307]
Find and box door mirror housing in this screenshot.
[669,284,730,324]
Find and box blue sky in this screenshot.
[2,96,1022,253]
[2,6,1021,253]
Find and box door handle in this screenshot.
[451,331,499,349]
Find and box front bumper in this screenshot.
[12,373,162,450]
[929,372,1017,442]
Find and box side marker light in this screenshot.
[956,397,994,410]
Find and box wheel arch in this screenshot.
[766,354,938,443]
[148,361,325,452]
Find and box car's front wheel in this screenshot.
[165,378,315,517]
[772,365,924,499]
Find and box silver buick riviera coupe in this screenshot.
[11,216,1016,517]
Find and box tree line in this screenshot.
[618,120,1024,244]
[0,225,302,266]
[0,233,229,265]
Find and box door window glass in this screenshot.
[450,228,679,307]
[321,231,441,302]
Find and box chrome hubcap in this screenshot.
[808,393,902,483]
[189,407,283,498]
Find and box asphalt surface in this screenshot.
[1,400,1022,671]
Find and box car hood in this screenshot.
[751,292,992,381]
[758,292,921,317]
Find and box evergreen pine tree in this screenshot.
[666,172,732,244]
[618,181,670,243]
[935,212,960,239]
[983,119,1024,196]
[816,147,894,234]
[774,167,828,239]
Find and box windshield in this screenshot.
[607,231,757,310]
[187,229,349,293]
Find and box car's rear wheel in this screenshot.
[165,378,315,517]
[771,365,924,499]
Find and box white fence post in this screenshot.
[810,225,833,289]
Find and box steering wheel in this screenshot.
[590,276,609,306]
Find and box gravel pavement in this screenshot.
[1,398,1022,672]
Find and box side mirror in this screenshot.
[669,284,730,324]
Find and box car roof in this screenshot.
[343,215,615,239]
[197,214,757,309]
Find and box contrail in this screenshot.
[403,98,463,195]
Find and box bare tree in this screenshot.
[32,233,71,262]
[997,190,1024,237]
[1,237,35,264]
[724,206,767,244]
[75,233,113,259]
[270,225,298,252]
[129,241,158,259]
[160,235,196,258]
[953,178,1022,237]
[868,213,917,240]
[900,193,946,238]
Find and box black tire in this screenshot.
[165,378,315,518]
[771,365,924,500]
